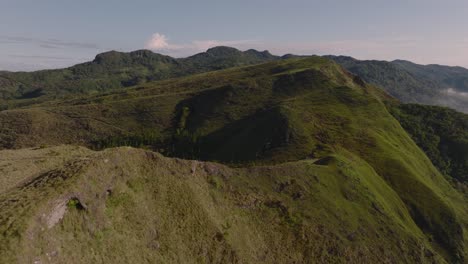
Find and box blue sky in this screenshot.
[1,0,467,71]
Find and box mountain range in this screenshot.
[2,46,468,114]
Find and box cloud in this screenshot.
[143,32,258,56]
[144,33,171,50]
[9,54,75,60]
[0,35,99,50]
[446,88,468,97]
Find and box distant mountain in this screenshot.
[327,56,468,113]
[392,60,468,92]
[0,47,279,106]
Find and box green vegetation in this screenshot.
[0,55,467,263]
[390,104,468,189]
[92,131,164,150]
[67,197,84,210]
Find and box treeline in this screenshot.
[391,103,468,189]
[91,132,164,151]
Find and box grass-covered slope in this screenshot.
[0,57,320,149]
[0,57,379,152]
[0,146,458,263]
[0,57,467,262]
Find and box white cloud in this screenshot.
[446,88,468,97]
[144,33,258,56]
[144,33,170,50]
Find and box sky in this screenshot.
[0,0,467,71]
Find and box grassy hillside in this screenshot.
[328,56,468,113]
[0,57,335,150]
[0,57,467,262]
[0,146,458,263]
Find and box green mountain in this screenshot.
[328,56,468,113]
[0,56,467,263]
[0,47,279,108]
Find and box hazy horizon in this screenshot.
[1,0,467,71]
[2,46,467,73]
